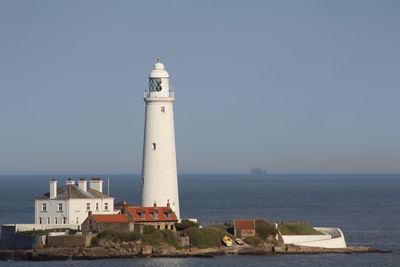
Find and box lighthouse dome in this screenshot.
[150,60,169,78]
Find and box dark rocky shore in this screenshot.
[0,244,391,261]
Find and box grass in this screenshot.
[278,223,324,235]
[174,219,199,231]
[243,236,262,246]
[94,227,180,248]
[97,229,142,242]
[185,225,229,249]
[255,219,278,239]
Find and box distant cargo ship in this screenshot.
[250,167,267,175]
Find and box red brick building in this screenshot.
[233,219,256,238]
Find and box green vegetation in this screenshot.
[160,230,180,249]
[185,227,225,248]
[174,219,199,231]
[97,229,142,242]
[255,219,277,239]
[184,224,233,249]
[94,227,179,248]
[90,236,99,247]
[243,236,262,246]
[278,223,323,235]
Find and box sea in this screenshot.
[0,174,399,266]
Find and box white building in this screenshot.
[35,178,114,226]
[141,60,180,219]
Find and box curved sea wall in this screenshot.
[281,227,347,248]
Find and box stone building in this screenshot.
[81,214,133,234]
[233,219,256,238]
[124,206,178,233]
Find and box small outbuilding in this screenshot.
[81,214,133,234]
[233,219,256,238]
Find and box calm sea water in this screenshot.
[0,174,399,266]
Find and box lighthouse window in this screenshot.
[161,107,165,113]
[152,143,156,150]
[149,78,162,92]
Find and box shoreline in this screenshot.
[0,245,391,261]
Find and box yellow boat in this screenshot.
[223,236,233,247]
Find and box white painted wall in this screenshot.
[35,197,114,226]
[141,61,180,219]
[281,227,347,248]
[3,224,79,232]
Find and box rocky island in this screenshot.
[0,219,390,261]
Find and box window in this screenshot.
[96,203,99,210]
[170,225,174,230]
[164,225,168,230]
[39,218,42,224]
[149,78,162,92]
[161,107,165,113]
[86,203,90,211]
[105,203,109,210]
[76,217,79,224]
[63,217,66,224]
[152,143,156,150]
[55,218,58,224]
[58,203,63,211]
[47,218,50,224]
[157,225,161,230]
[42,203,47,212]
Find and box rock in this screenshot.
[0,250,16,260]
[154,246,176,255]
[273,245,287,253]
[141,245,153,256]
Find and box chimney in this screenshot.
[78,178,87,191]
[90,178,103,192]
[65,178,74,185]
[50,178,57,199]
[167,199,170,208]
[153,201,157,207]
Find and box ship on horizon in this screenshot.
[250,167,267,176]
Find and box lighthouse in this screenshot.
[141,60,180,219]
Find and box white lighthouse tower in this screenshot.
[141,60,180,219]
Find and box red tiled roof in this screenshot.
[92,214,130,223]
[233,219,255,230]
[126,206,178,222]
[91,177,102,181]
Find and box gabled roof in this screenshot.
[126,206,178,222]
[233,219,255,231]
[91,214,130,223]
[35,185,113,200]
[114,200,132,209]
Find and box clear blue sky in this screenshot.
[1,0,399,175]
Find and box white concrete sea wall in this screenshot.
[281,227,347,248]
